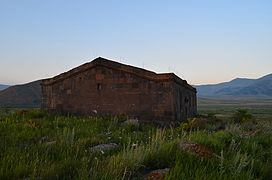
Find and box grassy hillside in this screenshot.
[0,108,271,179]
[0,80,41,108]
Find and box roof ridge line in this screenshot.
[41,57,196,92]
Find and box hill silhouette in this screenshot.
[0,80,41,108]
[0,84,9,91]
[196,74,272,99]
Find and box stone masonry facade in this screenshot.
[41,57,197,124]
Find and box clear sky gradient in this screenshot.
[0,0,271,85]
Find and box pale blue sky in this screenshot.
[0,0,271,85]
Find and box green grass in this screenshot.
[0,107,271,179]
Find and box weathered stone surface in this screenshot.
[39,136,56,146]
[41,57,197,124]
[89,143,118,153]
[144,168,170,180]
[123,118,139,126]
[39,136,50,144]
[179,142,214,158]
[45,141,57,146]
[241,129,261,138]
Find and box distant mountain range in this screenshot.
[196,74,272,99]
[0,84,10,91]
[0,80,41,108]
[0,73,271,108]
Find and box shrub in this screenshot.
[233,109,253,124]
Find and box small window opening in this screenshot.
[97,83,102,90]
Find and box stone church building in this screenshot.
[41,57,197,124]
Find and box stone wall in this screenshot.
[41,58,197,124]
[173,83,197,121]
[42,66,177,123]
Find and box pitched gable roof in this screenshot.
[42,57,196,92]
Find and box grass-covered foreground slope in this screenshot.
[0,109,271,179]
